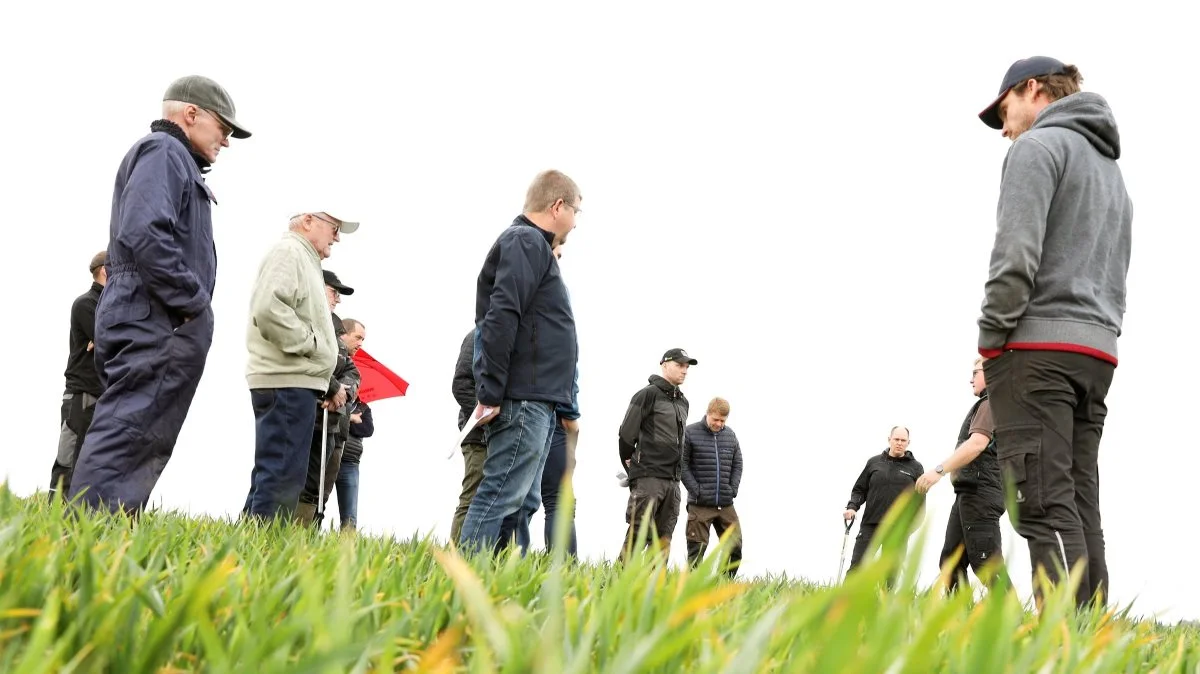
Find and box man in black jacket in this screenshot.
[843,427,925,572]
[451,327,488,544]
[50,251,108,499]
[682,397,744,576]
[460,170,581,554]
[915,357,1009,593]
[619,348,696,562]
[296,271,361,525]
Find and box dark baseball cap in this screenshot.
[978,56,1067,130]
[661,348,697,365]
[323,270,354,295]
[163,75,251,139]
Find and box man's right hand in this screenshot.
[474,403,500,425]
[325,384,348,410]
[843,509,857,523]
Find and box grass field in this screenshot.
[2,483,1198,673]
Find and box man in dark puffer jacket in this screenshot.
[682,397,743,577]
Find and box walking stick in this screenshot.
[838,514,856,584]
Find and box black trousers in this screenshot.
[940,488,1008,592]
[984,350,1114,608]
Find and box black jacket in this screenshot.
[474,216,577,407]
[319,312,360,439]
[846,450,925,525]
[682,420,743,507]
[618,375,689,481]
[63,282,103,396]
[453,329,486,446]
[342,401,374,464]
[951,392,1001,494]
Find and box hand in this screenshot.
[324,384,348,410]
[624,459,631,468]
[915,470,942,494]
[86,341,94,352]
[350,413,363,424]
[474,403,500,425]
[561,417,579,433]
[843,509,857,523]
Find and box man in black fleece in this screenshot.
[843,426,924,572]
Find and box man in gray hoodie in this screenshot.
[976,57,1132,610]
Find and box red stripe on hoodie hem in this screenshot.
[977,342,1118,366]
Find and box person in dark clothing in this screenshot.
[296,272,360,526]
[451,328,489,545]
[844,427,925,572]
[619,348,696,562]
[916,357,1010,594]
[682,397,744,577]
[69,76,250,515]
[50,251,108,499]
[334,318,369,530]
[459,170,581,554]
[976,57,1132,610]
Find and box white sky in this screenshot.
[3,1,1195,622]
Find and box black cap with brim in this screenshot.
[163,75,252,139]
[978,56,1067,130]
[660,348,698,365]
[323,270,354,295]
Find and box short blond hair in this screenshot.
[523,170,580,213]
[707,397,730,416]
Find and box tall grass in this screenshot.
[2,483,1198,672]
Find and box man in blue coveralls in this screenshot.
[68,75,251,514]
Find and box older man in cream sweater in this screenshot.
[242,209,359,520]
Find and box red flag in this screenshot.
[352,348,409,403]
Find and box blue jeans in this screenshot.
[243,388,319,520]
[335,460,359,528]
[459,399,555,554]
[496,423,577,556]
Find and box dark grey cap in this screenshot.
[978,56,1067,130]
[163,75,251,139]
[323,270,354,295]
[660,348,697,365]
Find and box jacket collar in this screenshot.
[514,214,556,246]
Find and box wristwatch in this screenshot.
[935,464,945,475]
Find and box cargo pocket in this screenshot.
[964,522,1000,567]
[995,423,1043,516]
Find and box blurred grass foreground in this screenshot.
[2,483,1199,673]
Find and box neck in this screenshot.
[524,212,558,242]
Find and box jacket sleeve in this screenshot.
[618,388,647,469]
[475,232,548,406]
[730,435,743,496]
[555,363,581,420]
[680,427,701,496]
[340,354,361,403]
[356,403,375,438]
[978,138,1057,354]
[846,460,871,511]
[452,331,477,429]
[73,295,98,343]
[250,249,314,356]
[115,139,211,319]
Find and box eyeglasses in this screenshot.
[326,286,340,299]
[311,213,342,233]
[197,108,234,140]
[561,201,581,215]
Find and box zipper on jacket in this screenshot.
[713,431,721,507]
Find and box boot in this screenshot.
[295,501,317,525]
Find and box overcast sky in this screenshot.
[3,1,1195,623]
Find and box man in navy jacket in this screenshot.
[69,75,250,514]
[459,169,581,554]
[682,397,744,576]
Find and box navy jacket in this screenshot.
[473,216,577,407]
[682,420,743,507]
[102,129,217,329]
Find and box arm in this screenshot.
[978,139,1058,356]
[475,233,548,406]
[452,331,477,428]
[846,462,871,512]
[356,403,374,438]
[115,140,211,318]
[555,363,581,421]
[730,437,743,496]
[250,251,314,356]
[617,389,647,470]
[680,428,701,496]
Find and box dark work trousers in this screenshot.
[50,391,99,498]
[939,487,1008,592]
[300,410,344,518]
[984,350,1115,609]
[68,305,213,514]
[243,388,320,520]
[685,503,743,577]
[848,524,878,572]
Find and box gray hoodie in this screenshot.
[978,92,1133,364]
